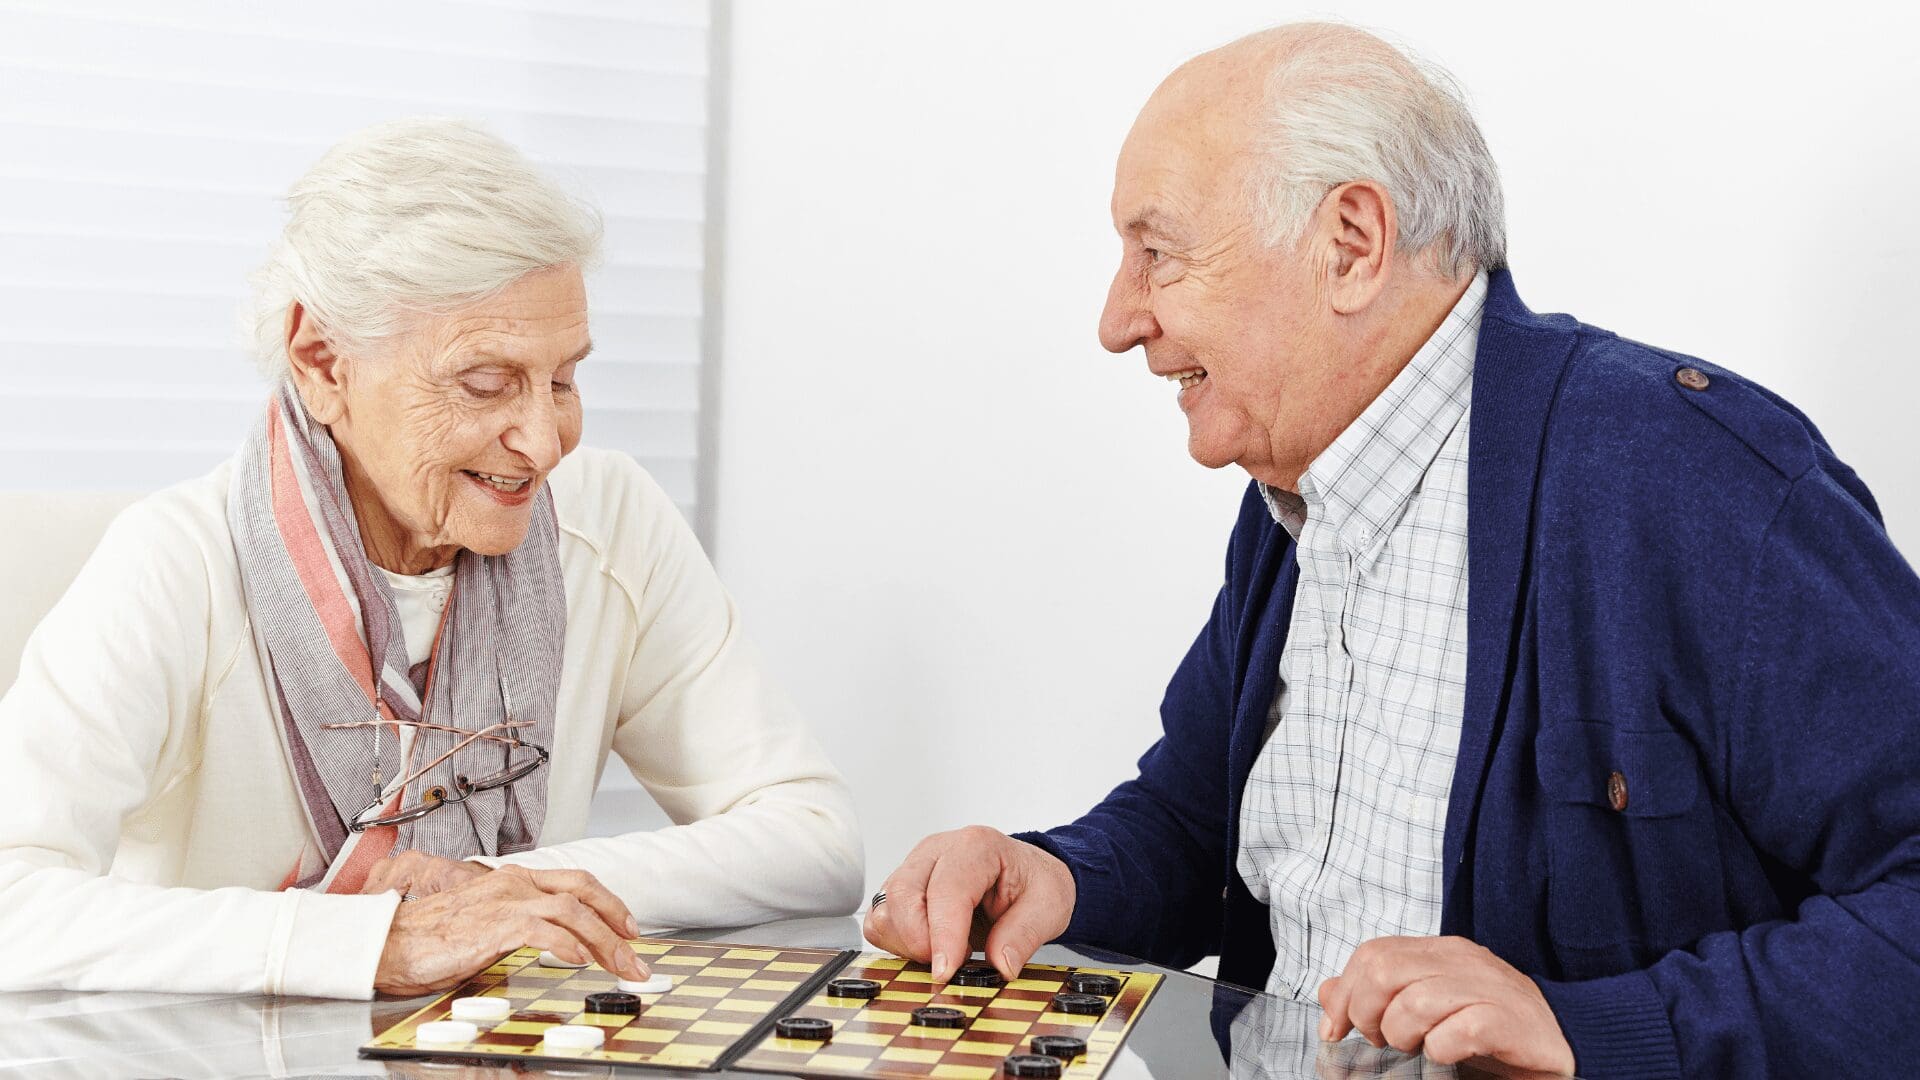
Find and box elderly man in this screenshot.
[0,119,861,999]
[866,23,1920,1079]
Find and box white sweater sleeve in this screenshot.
[0,497,399,998]
[479,460,864,927]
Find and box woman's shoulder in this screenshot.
[102,459,242,582]
[546,446,689,550]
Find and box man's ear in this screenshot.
[1319,180,1396,315]
[284,301,349,425]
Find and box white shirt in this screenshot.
[1236,273,1486,999]
[378,563,454,670]
[0,446,863,999]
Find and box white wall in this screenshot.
[713,1,1920,899]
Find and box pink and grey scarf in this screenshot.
[227,382,565,892]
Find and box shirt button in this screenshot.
[1607,770,1630,811]
[1675,367,1711,391]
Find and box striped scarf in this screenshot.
[227,382,564,891]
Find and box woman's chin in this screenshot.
[450,509,535,558]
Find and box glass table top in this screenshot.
[0,917,1547,1079]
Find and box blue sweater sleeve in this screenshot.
[1012,516,1249,968]
[1539,465,1920,1078]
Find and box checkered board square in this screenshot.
[362,937,852,1071]
[731,953,1163,1080]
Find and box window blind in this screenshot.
[0,0,714,525]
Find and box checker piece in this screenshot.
[826,977,883,999]
[1066,972,1123,996]
[774,1016,834,1041]
[1051,992,1108,1015]
[910,1005,968,1028]
[951,962,1003,987]
[583,991,642,1015]
[1004,1053,1065,1078]
[1031,1034,1088,1060]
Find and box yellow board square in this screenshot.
[971,1018,1036,1034]
[530,998,579,1012]
[491,1021,559,1035]
[516,967,570,980]
[955,1039,1016,1056]
[722,948,779,961]
[655,954,712,967]
[766,961,821,973]
[578,1012,632,1024]
[631,942,671,955]
[891,970,934,984]
[994,998,1046,1012]
[645,1005,707,1020]
[689,1020,751,1036]
[1049,1013,1098,1027]
[713,997,776,1014]
[653,1046,715,1065]
[880,1047,945,1064]
[904,1026,962,1041]
[878,990,934,1003]
[863,957,908,969]
[833,1031,893,1046]
[942,985,999,998]
[930,1066,997,1080]
[745,978,801,991]
[675,984,731,999]
[1006,978,1056,991]
[703,964,761,979]
[610,1027,677,1044]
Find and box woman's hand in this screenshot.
[374,865,648,997]
[360,851,491,899]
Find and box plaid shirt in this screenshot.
[1236,272,1487,1000]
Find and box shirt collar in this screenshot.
[1259,271,1487,549]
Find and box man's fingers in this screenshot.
[1414,1001,1500,1066]
[1337,939,1447,1048]
[979,892,1049,981]
[1318,975,1357,1042]
[1375,973,1469,1054]
[881,876,934,964]
[923,846,996,982]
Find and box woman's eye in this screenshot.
[460,373,510,397]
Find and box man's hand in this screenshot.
[360,850,490,898]
[374,864,647,997]
[862,826,1075,983]
[1317,936,1575,1078]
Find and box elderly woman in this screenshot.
[0,119,861,998]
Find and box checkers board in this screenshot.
[364,937,1163,1078]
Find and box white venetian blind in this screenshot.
[0,0,713,524]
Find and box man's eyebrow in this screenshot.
[1122,207,1185,239]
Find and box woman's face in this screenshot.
[293,266,590,572]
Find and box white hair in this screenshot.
[247,118,603,377]
[1247,23,1506,277]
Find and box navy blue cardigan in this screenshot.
[1018,270,1920,1078]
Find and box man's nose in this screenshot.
[1098,268,1158,354]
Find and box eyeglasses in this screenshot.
[329,716,549,831]
[324,571,548,832]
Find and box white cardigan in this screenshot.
[0,447,863,999]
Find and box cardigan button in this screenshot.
[1607,770,1630,811]
[1675,367,1711,391]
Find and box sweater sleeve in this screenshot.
[1538,466,1920,1078]
[0,496,400,998]
[479,460,864,929]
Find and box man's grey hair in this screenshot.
[247,118,603,377]
[1247,24,1506,277]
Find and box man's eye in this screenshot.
[1145,247,1164,263]
[553,381,576,393]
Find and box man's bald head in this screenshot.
[1126,22,1505,278]
[1099,21,1505,491]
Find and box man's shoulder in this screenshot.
[1550,326,1823,483]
